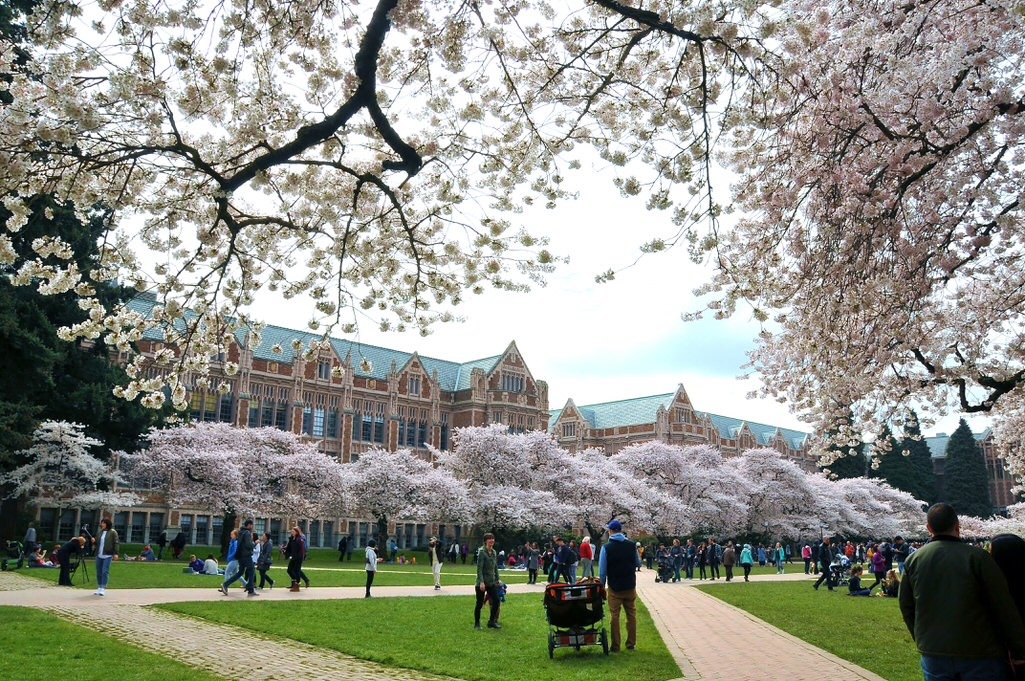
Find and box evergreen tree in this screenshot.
[941,419,992,518]
[875,417,931,502]
[900,412,936,505]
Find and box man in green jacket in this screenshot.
[474,532,502,630]
[899,502,1025,680]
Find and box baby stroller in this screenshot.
[654,553,674,583]
[829,557,851,588]
[1,540,25,571]
[544,580,609,658]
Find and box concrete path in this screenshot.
[1,569,888,681]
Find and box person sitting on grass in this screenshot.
[188,554,205,573]
[879,568,901,597]
[848,565,873,596]
[137,545,156,561]
[203,554,221,575]
[30,547,55,568]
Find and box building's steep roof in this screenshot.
[548,391,810,450]
[924,428,993,459]
[125,294,508,392]
[551,393,676,429]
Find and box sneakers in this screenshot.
[247,591,259,597]
[93,588,105,596]
[219,585,228,595]
[487,621,501,629]
[474,623,482,630]
[434,585,441,590]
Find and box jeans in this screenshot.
[921,656,1010,681]
[673,562,682,582]
[608,588,637,651]
[223,559,251,590]
[474,582,501,624]
[580,558,593,579]
[568,564,577,584]
[95,556,113,588]
[685,557,694,579]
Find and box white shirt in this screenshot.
[252,541,261,564]
[204,558,219,575]
[97,530,110,558]
[366,547,378,572]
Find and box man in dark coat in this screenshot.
[900,503,1025,679]
[813,537,834,591]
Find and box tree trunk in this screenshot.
[219,509,236,559]
[376,515,388,550]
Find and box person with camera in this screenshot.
[57,536,86,586]
[427,536,444,590]
[93,517,119,596]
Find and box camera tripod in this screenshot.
[70,553,90,585]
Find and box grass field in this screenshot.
[161,593,679,681]
[0,606,221,680]
[697,581,920,681]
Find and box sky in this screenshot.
[248,160,991,439]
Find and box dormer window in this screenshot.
[317,361,332,380]
[562,422,577,438]
[409,375,421,396]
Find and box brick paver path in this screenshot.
[638,574,887,681]
[2,568,889,680]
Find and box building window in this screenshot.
[501,372,524,393]
[440,413,450,451]
[249,384,290,431]
[491,411,503,424]
[562,422,577,438]
[409,375,421,396]
[317,361,332,380]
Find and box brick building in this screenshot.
[548,384,815,468]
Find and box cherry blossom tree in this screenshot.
[696,0,1025,469]
[124,422,347,554]
[342,447,469,543]
[0,420,139,511]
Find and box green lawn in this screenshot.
[697,581,920,681]
[17,553,530,589]
[0,606,221,680]
[161,594,681,681]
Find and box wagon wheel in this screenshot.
[548,632,555,659]
[601,628,609,655]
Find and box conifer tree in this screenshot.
[941,419,992,518]
[901,413,936,504]
[820,411,867,479]
[869,425,900,480]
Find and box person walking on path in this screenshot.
[93,517,118,596]
[813,537,835,591]
[221,520,258,597]
[427,536,444,590]
[220,530,244,592]
[257,532,274,590]
[739,544,754,582]
[899,503,1025,680]
[774,542,786,575]
[364,539,378,598]
[707,538,721,580]
[722,542,736,582]
[696,541,708,580]
[285,526,307,592]
[338,535,347,562]
[474,533,502,630]
[671,539,684,583]
[599,519,641,652]
[802,544,812,574]
[579,536,595,579]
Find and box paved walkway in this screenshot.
[0,569,887,681]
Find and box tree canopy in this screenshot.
[1,0,1024,479]
[941,419,992,518]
